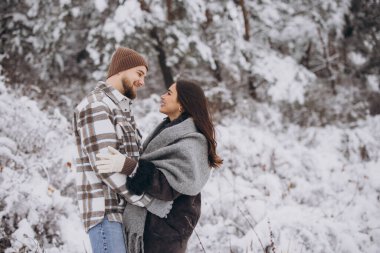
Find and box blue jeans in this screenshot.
[88,216,127,253]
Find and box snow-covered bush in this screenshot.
[0,79,90,253]
[280,83,369,127]
[187,101,380,253]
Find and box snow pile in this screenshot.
[252,50,316,104]
[103,0,146,42]
[0,79,91,253]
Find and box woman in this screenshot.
[96,80,222,253]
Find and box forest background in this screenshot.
[0,0,379,252]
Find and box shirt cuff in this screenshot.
[128,163,139,178]
[120,158,137,176]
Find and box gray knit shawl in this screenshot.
[123,118,211,253]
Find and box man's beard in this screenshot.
[121,78,137,99]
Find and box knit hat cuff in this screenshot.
[107,47,148,78]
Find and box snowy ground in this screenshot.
[1,81,379,252]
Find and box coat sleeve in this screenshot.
[148,169,181,201]
[127,160,181,201]
[76,101,152,207]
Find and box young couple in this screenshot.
[72,47,222,253]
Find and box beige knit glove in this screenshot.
[95,146,128,173]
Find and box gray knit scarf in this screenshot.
[123,117,211,253]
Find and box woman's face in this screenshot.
[160,83,182,121]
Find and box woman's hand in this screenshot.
[95,146,127,173]
[126,160,155,195]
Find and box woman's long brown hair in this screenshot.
[176,80,223,168]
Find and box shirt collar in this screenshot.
[96,81,133,106]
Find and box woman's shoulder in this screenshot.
[177,118,203,137]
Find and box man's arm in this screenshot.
[76,101,150,206]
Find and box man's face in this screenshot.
[120,66,147,99]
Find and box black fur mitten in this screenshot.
[126,160,155,195]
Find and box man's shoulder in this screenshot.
[75,93,102,113]
[74,87,115,113]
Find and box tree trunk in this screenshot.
[150,28,174,88]
[317,28,337,94]
[166,0,173,21]
[138,0,150,12]
[239,0,250,41]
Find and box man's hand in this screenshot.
[95,146,127,173]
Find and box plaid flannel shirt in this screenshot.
[72,82,152,232]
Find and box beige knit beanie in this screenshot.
[107,47,148,78]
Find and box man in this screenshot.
[72,47,170,253]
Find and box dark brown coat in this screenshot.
[128,164,201,253]
[144,169,201,253]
